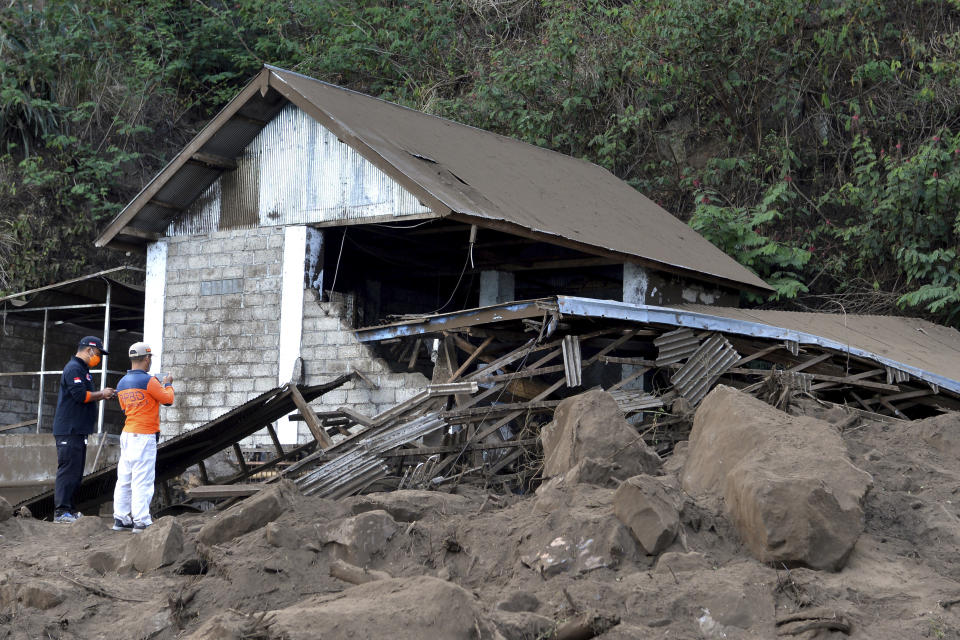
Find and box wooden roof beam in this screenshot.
[189,151,238,170]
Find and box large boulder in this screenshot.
[521,484,640,577]
[120,516,184,572]
[265,576,502,640]
[613,475,680,555]
[316,510,399,566]
[540,390,660,481]
[198,480,298,546]
[682,385,873,571]
[0,496,11,522]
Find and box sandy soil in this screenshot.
[2,400,960,639]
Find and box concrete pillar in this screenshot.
[306,227,324,291]
[479,270,515,306]
[278,225,307,443]
[623,262,649,305]
[144,240,168,373]
[621,262,649,394]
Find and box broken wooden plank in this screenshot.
[787,352,833,373]
[265,423,285,458]
[479,363,567,383]
[809,368,886,391]
[336,406,376,428]
[232,443,249,474]
[726,368,900,392]
[383,438,539,458]
[449,335,494,381]
[441,401,561,420]
[732,343,784,367]
[407,338,423,370]
[0,418,37,433]
[584,328,640,366]
[187,484,263,499]
[288,383,334,448]
[608,367,650,392]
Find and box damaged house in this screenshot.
[17,64,960,519]
[94,65,769,446]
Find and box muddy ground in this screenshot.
[2,392,960,639]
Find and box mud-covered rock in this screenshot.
[495,591,540,612]
[316,510,399,566]
[0,496,11,522]
[613,475,680,555]
[266,576,502,640]
[87,550,119,575]
[654,551,711,574]
[16,579,65,610]
[121,517,184,572]
[522,484,639,577]
[489,609,554,640]
[345,490,473,522]
[682,385,873,571]
[198,480,298,546]
[264,521,301,549]
[541,390,660,480]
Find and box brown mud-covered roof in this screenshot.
[97,66,770,293]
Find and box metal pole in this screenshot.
[96,281,112,434]
[35,309,48,434]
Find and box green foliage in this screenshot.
[833,132,960,318]
[690,181,811,300]
[0,0,959,326]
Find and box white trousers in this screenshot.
[113,431,157,526]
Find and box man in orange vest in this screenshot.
[112,342,174,533]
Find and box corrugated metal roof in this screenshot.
[354,295,960,394]
[97,66,771,293]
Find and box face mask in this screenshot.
[88,353,101,368]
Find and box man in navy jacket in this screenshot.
[51,336,116,523]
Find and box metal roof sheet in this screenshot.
[97,66,771,293]
[354,296,960,394]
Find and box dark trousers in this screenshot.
[54,434,87,515]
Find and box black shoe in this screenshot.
[131,522,150,534]
[112,518,134,532]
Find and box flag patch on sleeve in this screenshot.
[73,377,82,383]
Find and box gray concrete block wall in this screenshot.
[299,288,427,443]
[161,227,285,437]
[0,318,134,433]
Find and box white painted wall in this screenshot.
[144,240,168,374]
[623,262,649,305]
[277,225,307,443]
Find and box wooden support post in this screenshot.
[449,336,494,381]
[288,383,334,449]
[160,480,172,507]
[733,344,784,367]
[197,460,210,485]
[584,329,639,366]
[265,423,285,458]
[407,338,422,370]
[233,443,249,475]
[787,352,833,373]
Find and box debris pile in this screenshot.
[3,385,960,639]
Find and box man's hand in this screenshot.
[100,387,117,401]
[162,374,173,385]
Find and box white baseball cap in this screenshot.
[128,342,152,358]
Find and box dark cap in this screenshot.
[78,336,108,355]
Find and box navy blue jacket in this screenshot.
[52,356,97,435]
